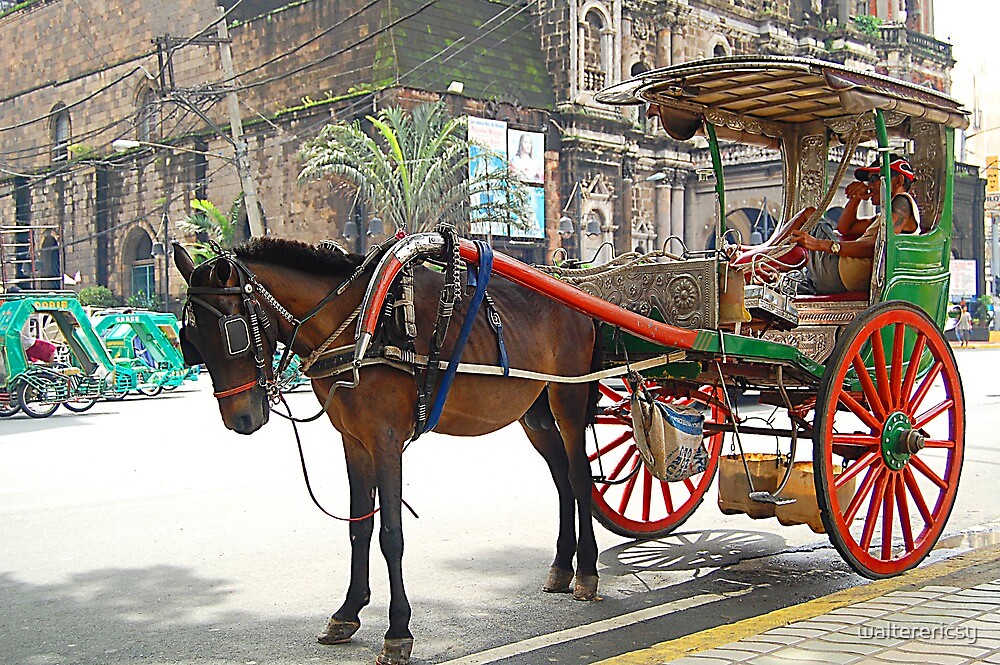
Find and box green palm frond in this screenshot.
[297,102,529,235]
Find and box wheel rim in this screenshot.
[18,383,59,418]
[816,305,963,577]
[590,382,724,537]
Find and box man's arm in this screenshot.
[789,228,876,258]
[836,181,875,236]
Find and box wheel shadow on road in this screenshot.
[598,529,786,575]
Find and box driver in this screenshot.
[788,154,919,294]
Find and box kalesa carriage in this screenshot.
[176,57,967,665]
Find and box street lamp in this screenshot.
[112,138,230,160]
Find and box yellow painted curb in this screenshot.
[595,543,1000,665]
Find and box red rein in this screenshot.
[213,380,259,399]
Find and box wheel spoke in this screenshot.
[899,332,928,407]
[839,390,883,432]
[833,434,881,449]
[845,463,882,523]
[881,473,896,560]
[599,444,639,491]
[923,439,956,449]
[869,329,892,413]
[902,466,933,526]
[894,471,915,552]
[589,431,633,462]
[836,451,879,490]
[683,477,696,493]
[860,469,889,551]
[617,459,642,514]
[641,469,653,522]
[913,398,954,431]
[889,323,906,411]
[909,454,947,490]
[907,360,943,416]
[660,477,675,514]
[852,353,886,421]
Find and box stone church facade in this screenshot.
[0,0,963,312]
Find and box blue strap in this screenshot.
[422,240,493,434]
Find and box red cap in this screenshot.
[854,154,915,182]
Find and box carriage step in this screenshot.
[749,491,796,506]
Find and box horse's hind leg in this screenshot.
[318,434,376,645]
[548,383,600,601]
[521,422,576,593]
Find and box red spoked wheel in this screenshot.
[590,380,725,539]
[814,302,964,578]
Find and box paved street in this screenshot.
[1,346,998,665]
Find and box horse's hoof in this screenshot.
[573,574,600,601]
[375,637,414,665]
[317,616,361,645]
[543,565,574,593]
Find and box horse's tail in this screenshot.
[585,320,605,425]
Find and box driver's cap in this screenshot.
[854,154,915,182]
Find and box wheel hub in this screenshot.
[881,411,922,470]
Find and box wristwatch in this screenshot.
[830,241,842,254]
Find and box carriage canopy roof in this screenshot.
[595,56,969,133]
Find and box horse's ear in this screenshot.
[212,258,233,284]
[173,243,195,283]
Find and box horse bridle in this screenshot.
[182,250,285,400]
[181,239,397,402]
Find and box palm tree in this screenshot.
[297,102,528,236]
[177,196,244,264]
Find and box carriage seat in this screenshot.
[731,206,815,284]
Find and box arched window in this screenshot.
[582,8,613,92]
[137,87,160,142]
[51,105,70,162]
[713,43,727,57]
[630,62,651,130]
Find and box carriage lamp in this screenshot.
[584,212,602,236]
[151,242,166,258]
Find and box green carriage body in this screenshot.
[91,309,198,391]
[0,291,138,406]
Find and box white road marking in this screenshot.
[437,588,750,665]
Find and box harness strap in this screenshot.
[421,240,493,435]
[484,293,509,377]
[304,343,683,384]
[415,226,462,436]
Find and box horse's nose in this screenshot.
[234,414,257,434]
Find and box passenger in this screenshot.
[788,155,919,295]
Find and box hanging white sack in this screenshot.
[630,392,708,482]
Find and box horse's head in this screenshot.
[174,243,275,434]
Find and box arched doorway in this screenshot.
[39,235,61,290]
[125,229,156,307]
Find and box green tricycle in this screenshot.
[91,308,199,397]
[0,291,138,418]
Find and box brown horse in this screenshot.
[173,236,602,665]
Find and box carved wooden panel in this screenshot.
[573,259,719,330]
[762,325,838,363]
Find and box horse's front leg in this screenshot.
[318,433,376,645]
[374,440,413,665]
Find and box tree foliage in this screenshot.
[177,197,244,264]
[297,102,529,235]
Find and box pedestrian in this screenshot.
[956,304,973,348]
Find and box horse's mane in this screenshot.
[233,236,366,274]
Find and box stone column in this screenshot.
[655,182,671,251]
[670,172,685,245]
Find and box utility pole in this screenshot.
[215,7,265,237]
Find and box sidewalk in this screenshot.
[597,544,1000,665]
